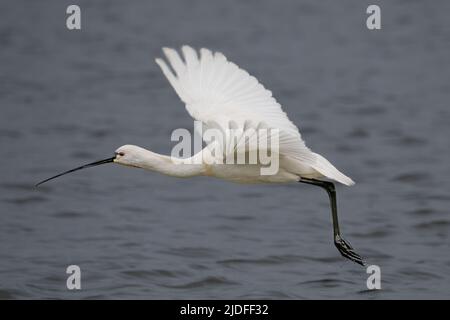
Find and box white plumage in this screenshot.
[155,46,354,185]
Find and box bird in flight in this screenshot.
[37,46,365,266]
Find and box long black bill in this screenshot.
[35,156,116,187]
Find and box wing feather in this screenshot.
[156,46,310,157]
[155,46,354,185]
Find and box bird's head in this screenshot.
[113,144,148,168]
[35,144,148,186]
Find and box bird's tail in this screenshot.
[311,152,355,186]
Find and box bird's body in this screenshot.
[37,46,365,266]
[117,144,315,184]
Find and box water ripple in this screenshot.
[160,276,237,289]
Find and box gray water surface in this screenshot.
[1,0,450,299]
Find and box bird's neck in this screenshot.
[137,149,206,178]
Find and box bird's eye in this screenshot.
[116,152,125,157]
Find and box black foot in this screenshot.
[334,235,365,266]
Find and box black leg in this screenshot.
[300,178,365,266]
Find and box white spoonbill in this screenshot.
[36,46,364,266]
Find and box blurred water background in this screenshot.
[1,0,450,299]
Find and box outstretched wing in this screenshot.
[155,46,313,162]
[155,46,354,185]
